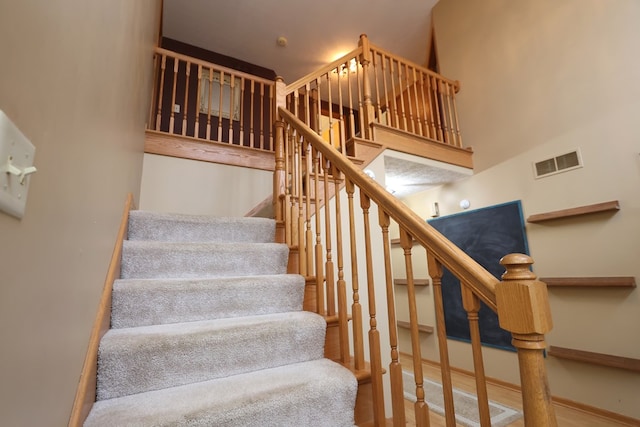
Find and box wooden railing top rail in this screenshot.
[154,46,276,85]
[367,41,460,91]
[278,107,498,309]
[284,47,363,94]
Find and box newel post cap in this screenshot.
[496,253,553,335]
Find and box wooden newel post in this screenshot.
[497,254,557,427]
[273,76,287,244]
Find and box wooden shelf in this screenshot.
[548,346,640,373]
[390,237,417,246]
[393,278,430,287]
[541,276,636,288]
[527,200,620,223]
[397,320,434,334]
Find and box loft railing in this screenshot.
[147,47,275,151]
[274,106,557,426]
[284,34,463,152]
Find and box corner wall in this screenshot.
[0,1,161,425]
[407,0,640,418]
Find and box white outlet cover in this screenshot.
[0,110,36,219]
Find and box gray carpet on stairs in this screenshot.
[84,211,357,426]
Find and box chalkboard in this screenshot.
[427,201,529,351]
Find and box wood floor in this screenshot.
[396,353,637,427]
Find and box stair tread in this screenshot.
[128,211,275,243]
[121,240,289,279]
[112,274,305,328]
[86,359,357,427]
[97,312,327,400]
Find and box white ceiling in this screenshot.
[163,0,439,83]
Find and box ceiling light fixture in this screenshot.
[276,36,288,47]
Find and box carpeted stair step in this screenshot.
[97,311,326,400]
[120,240,289,279]
[86,358,358,427]
[128,211,276,243]
[111,274,305,328]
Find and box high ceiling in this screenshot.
[163,0,439,83]
[162,0,466,198]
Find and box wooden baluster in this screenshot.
[206,67,213,140]
[425,74,437,140]
[360,192,385,426]
[358,34,374,139]
[443,82,456,146]
[259,82,265,149]
[399,229,430,427]
[332,166,349,363]
[304,141,313,276]
[217,70,224,142]
[451,81,463,148]
[249,80,255,148]
[169,58,179,134]
[431,76,444,143]
[314,149,325,315]
[267,83,274,150]
[356,59,365,138]
[380,53,394,127]
[273,117,286,244]
[283,123,292,247]
[461,286,491,426]
[372,52,383,125]
[389,59,401,131]
[289,129,300,274]
[397,61,408,132]
[345,178,365,369]
[239,77,245,146]
[155,54,166,131]
[436,79,450,144]
[182,61,190,136]
[403,63,415,134]
[427,253,455,427]
[411,66,424,137]
[379,210,406,427]
[315,77,322,135]
[326,72,335,148]
[337,64,346,151]
[228,74,235,144]
[417,71,430,139]
[347,62,356,140]
[497,254,557,427]
[323,157,335,315]
[296,134,306,276]
[304,82,311,129]
[148,53,159,130]
[194,65,202,137]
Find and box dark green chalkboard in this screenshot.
[427,200,529,351]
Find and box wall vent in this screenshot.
[533,149,582,179]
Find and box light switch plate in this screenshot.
[0,110,36,219]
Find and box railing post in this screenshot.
[358,34,375,140]
[497,254,557,427]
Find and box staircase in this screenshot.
[83,211,357,426]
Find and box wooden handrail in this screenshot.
[367,41,460,92]
[284,47,363,94]
[278,107,499,309]
[154,47,275,85]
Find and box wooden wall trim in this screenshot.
[145,130,275,172]
[68,194,135,427]
[548,346,640,373]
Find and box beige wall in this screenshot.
[398,0,640,419]
[139,154,273,217]
[0,1,161,425]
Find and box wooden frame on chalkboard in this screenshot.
[428,200,530,351]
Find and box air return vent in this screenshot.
[533,149,582,179]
